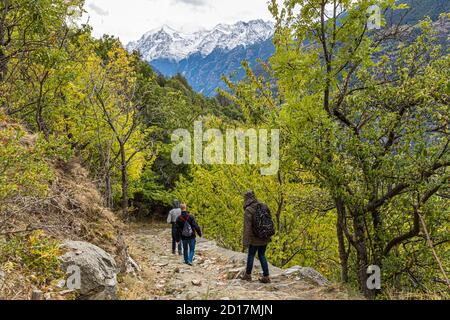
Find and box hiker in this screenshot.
[167,199,182,255]
[175,203,202,266]
[242,191,275,284]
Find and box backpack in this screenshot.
[181,215,194,238]
[252,203,275,240]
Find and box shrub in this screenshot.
[0,230,63,286]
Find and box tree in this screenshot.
[224,0,449,298]
[0,0,83,92]
[86,45,153,216]
[266,0,449,298]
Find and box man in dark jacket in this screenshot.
[242,191,271,283]
[175,203,202,266]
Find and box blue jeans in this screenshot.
[246,245,269,277]
[182,238,196,264]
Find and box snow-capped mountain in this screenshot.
[127,19,275,62]
[125,1,449,97]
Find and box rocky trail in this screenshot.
[119,223,357,300]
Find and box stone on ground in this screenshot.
[59,241,119,300]
[283,266,331,286]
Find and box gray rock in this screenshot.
[125,256,141,275]
[59,241,119,300]
[227,268,244,280]
[227,252,248,266]
[192,280,202,286]
[55,279,66,288]
[173,281,187,290]
[32,290,44,300]
[0,269,5,289]
[283,266,330,286]
[43,292,53,300]
[156,262,169,268]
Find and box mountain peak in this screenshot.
[160,24,177,33]
[127,19,275,62]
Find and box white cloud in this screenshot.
[172,0,208,6]
[83,0,275,44]
[87,3,109,17]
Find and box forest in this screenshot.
[0,0,449,300]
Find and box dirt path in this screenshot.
[119,223,356,300]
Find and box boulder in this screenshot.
[59,241,119,300]
[283,266,330,286]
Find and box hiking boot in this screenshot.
[241,273,252,282]
[259,276,271,284]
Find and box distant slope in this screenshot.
[391,0,449,25]
[151,38,275,95]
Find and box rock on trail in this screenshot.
[119,224,354,300]
[59,241,119,300]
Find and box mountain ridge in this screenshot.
[127,19,274,63]
[150,38,275,95]
[128,1,449,96]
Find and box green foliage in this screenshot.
[0,115,54,201]
[1,0,448,300]
[0,231,63,286]
[223,0,450,298]
[174,161,340,278]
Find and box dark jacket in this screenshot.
[175,211,202,242]
[243,192,271,247]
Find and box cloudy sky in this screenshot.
[83,0,275,44]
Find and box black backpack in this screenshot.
[252,203,275,240]
[181,215,194,238]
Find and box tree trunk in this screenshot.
[352,210,374,299]
[120,143,129,216]
[0,49,7,82]
[275,171,284,232]
[0,0,9,82]
[105,170,113,209]
[371,208,383,268]
[36,76,49,140]
[336,198,349,283]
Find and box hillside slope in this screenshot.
[0,116,127,299]
[390,0,450,25]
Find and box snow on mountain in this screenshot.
[127,19,275,62]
